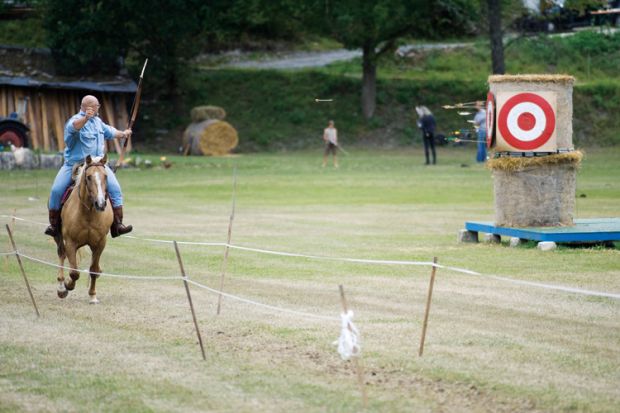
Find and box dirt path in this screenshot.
[206,43,472,70]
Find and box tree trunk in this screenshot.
[487,0,505,75]
[361,44,377,119]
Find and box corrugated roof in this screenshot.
[0,76,137,93]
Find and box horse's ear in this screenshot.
[86,155,92,165]
[102,153,108,164]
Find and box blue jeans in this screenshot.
[476,129,487,163]
[48,164,123,210]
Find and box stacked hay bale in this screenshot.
[488,74,581,227]
[182,105,238,156]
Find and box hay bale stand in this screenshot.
[459,75,620,246]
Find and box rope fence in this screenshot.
[2,214,620,301]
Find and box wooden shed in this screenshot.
[0,77,136,153]
[0,45,136,154]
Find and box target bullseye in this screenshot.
[497,92,556,151]
[517,112,536,131]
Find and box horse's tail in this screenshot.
[54,224,65,259]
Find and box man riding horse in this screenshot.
[45,95,133,238]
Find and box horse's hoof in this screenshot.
[57,289,68,299]
[89,297,99,305]
[65,282,75,291]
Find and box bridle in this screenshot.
[78,162,108,210]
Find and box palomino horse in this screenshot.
[54,155,113,304]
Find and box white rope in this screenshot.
[185,278,339,322]
[0,250,17,256]
[17,253,181,281]
[124,234,433,266]
[435,264,620,300]
[4,215,619,300]
[334,310,361,360]
[0,215,47,226]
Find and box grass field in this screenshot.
[1,147,619,412]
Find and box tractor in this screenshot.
[0,98,30,150]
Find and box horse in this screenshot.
[54,154,113,304]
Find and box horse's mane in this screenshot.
[74,156,105,186]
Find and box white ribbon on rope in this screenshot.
[334,310,361,360]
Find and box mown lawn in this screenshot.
[1,147,619,412]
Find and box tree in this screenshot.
[42,0,206,102]
[306,0,478,119]
[487,0,505,74]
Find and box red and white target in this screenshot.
[496,91,557,152]
[486,91,495,149]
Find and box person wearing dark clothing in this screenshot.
[416,106,436,165]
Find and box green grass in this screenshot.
[1,148,619,412]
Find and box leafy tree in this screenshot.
[305,0,479,119]
[42,0,206,102]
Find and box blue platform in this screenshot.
[465,218,620,243]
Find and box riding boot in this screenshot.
[44,209,61,237]
[110,206,133,238]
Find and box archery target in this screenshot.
[486,91,495,149]
[496,91,557,152]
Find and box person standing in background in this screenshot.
[416,106,436,165]
[473,101,487,163]
[322,120,339,168]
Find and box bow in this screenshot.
[115,58,148,172]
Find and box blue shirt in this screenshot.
[63,111,116,165]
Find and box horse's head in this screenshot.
[81,154,109,212]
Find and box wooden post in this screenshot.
[216,167,237,315]
[173,241,206,360]
[5,224,40,317]
[339,285,368,409]
[4,209,16,272]
[419,257,438,357]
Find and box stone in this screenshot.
[509,237,522,247]
[457,229,478,243]
[537,241,557,251]
[483,233,501,243]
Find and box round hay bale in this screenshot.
[199,121,238,156]
[190,106,226,122]
[182,119,219,155]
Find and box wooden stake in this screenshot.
[4,210,16,272]
[419,257,438,357]
[173,241,206,360]
[339,284,368,409]
[5,224,40,318]
[216,167,237,315]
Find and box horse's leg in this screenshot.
[55,236,68,298]
[64,242,80,291]
[88,244,104,305]
[57,250,68,298]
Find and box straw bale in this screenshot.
[182,119,218,155]
[487,151,583,172]
[190,105,226,122]
[488,74,575,149]
[199,121,238,156]
[488,74,575,85]
[492,161,578,227]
